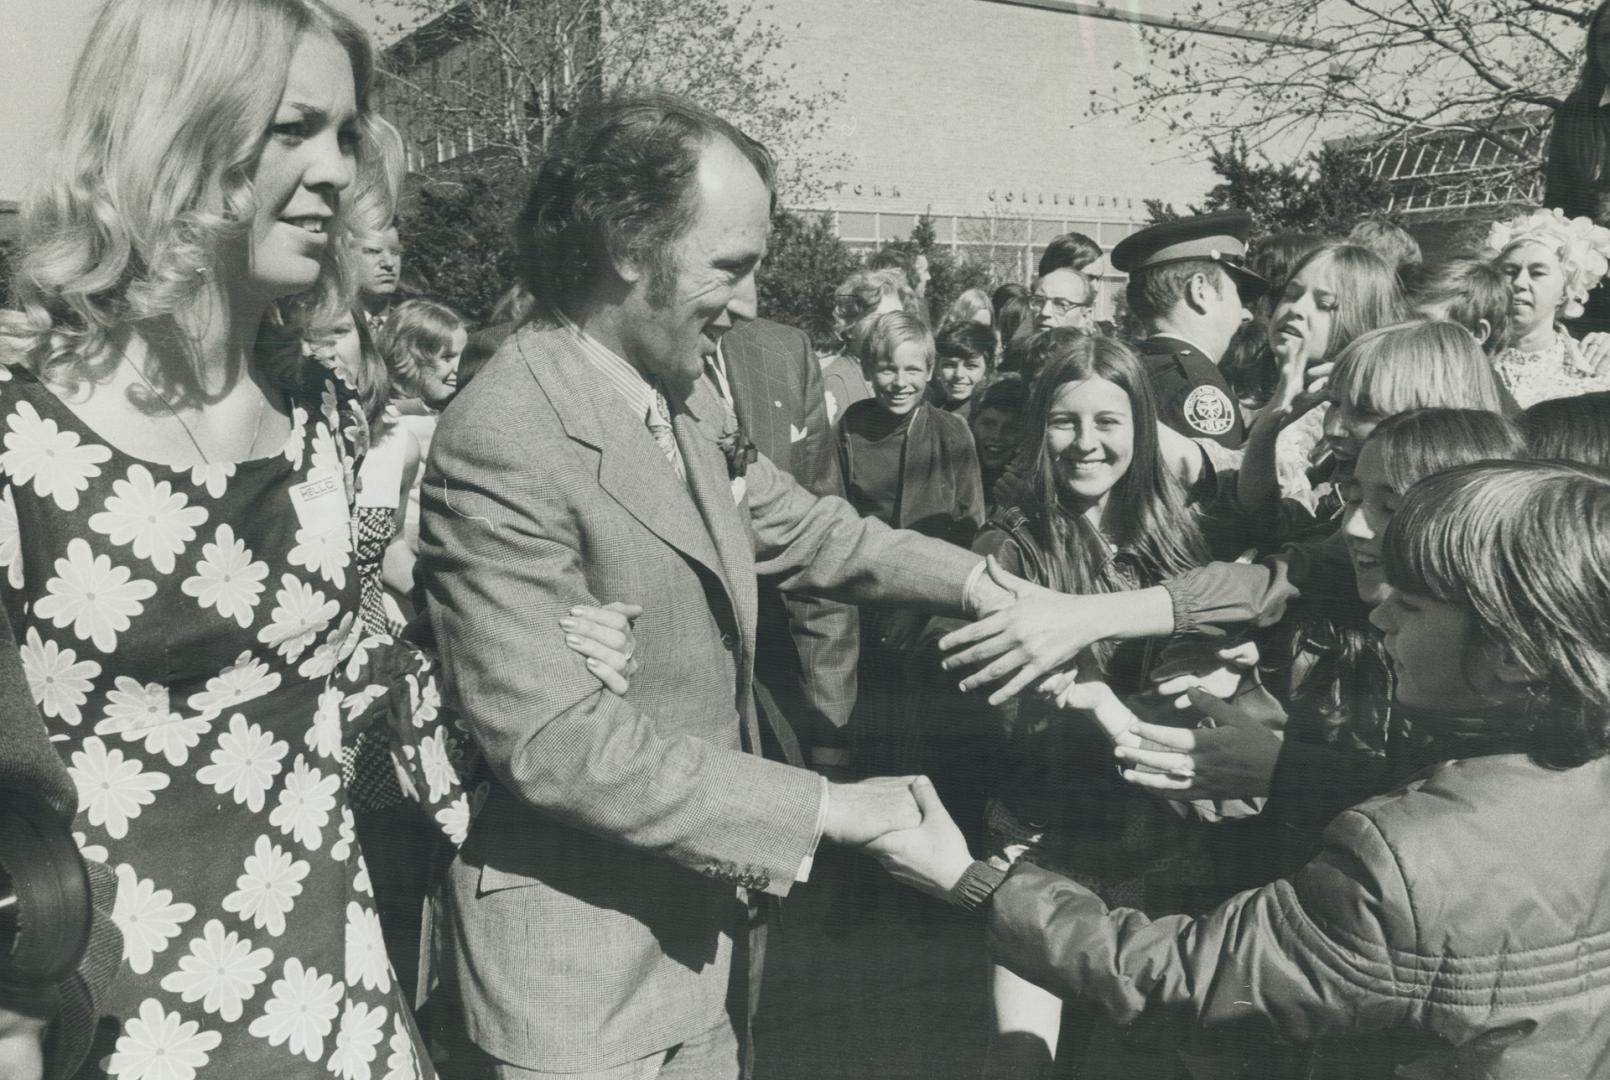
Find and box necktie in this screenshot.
[706,358,739,431]
[646,388,686,482]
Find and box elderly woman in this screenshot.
[1489,207,1610,406]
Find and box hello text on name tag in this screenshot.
[288,469,349,533]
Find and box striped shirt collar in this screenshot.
[556,310,660,423]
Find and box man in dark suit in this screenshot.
[420,94,1024,1080]
[712,320,858,766]
[1111,211,1268,449]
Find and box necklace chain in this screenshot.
[122,354,269,466]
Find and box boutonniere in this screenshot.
[715,419,757,480]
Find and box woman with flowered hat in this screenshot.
[1489,207,1610,407]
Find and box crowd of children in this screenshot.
[793,205,1610,1079]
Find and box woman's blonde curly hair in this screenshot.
[0,0,398,387]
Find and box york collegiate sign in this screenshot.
[987,190,1138,210]
[828,180,1140,212]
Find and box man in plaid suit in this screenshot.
[419,94,1018,1079]
[712,319,859,768]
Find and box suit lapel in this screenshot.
[722,329,780,462]
[674,381,759,644]
[516,326,724,580]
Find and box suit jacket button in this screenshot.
[720,633,737,650]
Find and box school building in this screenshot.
[375,0,1288,317]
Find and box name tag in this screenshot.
[288,469,349,533]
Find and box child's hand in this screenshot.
[1115,686,1288,799]
[1050,674,1142,750]
[1151,640,1261,708]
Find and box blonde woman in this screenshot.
[0,1,467,1074]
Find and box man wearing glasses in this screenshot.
[1028,267,1095,333]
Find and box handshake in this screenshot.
[823,776,976,901]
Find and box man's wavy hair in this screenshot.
[2,0,392,383]
[515,93,776,314]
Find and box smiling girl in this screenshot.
[959,331,1211,1077]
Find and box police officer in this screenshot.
[1111,210,1268,449]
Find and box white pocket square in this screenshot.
[789,423,808,443]
[731,476,748,504]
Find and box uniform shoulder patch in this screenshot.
[1182,384,1236,437]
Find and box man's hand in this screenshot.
[0,1006,46,1080]
[964,554,1040,620]
[1114,687,1286,799]
[865,777,974,901]
[823,775,921,846]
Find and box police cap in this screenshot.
[1111,210,1268,301]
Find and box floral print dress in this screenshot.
[1493,327,1610,408]
[0,363,469,1079]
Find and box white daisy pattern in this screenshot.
[247,958,343,1062]
[0,369,464,1072]
[283,404,309,469]
[88,464,209,574]
[326,999,387,1080]
[344,900,392,994]
[20,625,100,725]
[257,574,337,663]
[222,835,308,938]
[112,863,196,975]
[68,736,169,840]
[286,522,350,591]
[197,713,288,813]
[381,1011,420,1080]
[417,726,459,804]
[188,461,235,499]
[186,649,281,718]
[181,523,269,629]
[1,399,112,511]
[269,755,338,851]
[160,919,273,1023]
[73,830,109,865]
[35,538,156,653]
[103,998,222,1080]
[297,610,357,680]
[95,677,209,766]
[0,484,22,589]
[308,686,346,762]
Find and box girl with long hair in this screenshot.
[966,331,1211,1079]
[1234,243,1406,531]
